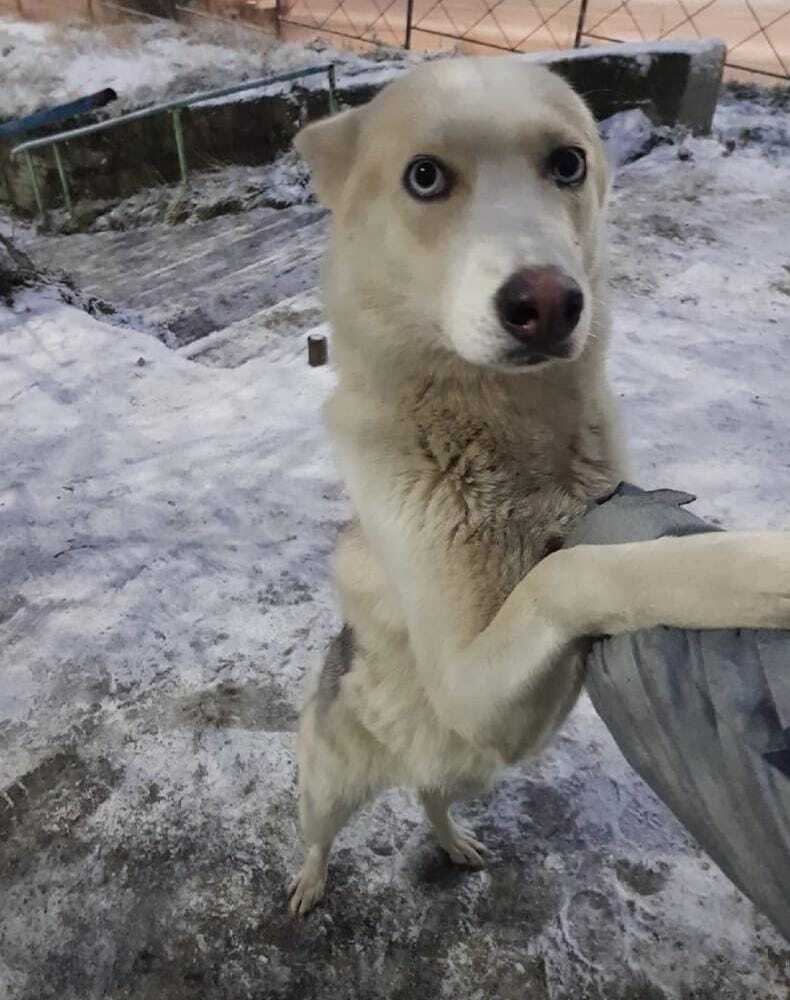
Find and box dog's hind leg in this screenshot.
[288,788,361,917]
[419,789,488,868]
[288,701,374,916]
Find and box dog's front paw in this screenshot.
[728,533,790,630]
[288,847,329,916]
[439,819,488,868]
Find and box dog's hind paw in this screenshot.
[288,847,329,917]
[440,821,488,868]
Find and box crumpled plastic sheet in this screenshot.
[568,484,790,941]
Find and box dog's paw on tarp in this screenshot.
[567,483,790,942]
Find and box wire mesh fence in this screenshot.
[576,0,790,81]
[278,0,790,81]
[276,0,410,49]
[3,0,789,79]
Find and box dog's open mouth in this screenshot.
[503,342,574,367]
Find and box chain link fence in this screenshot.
[3,0,789,79]
[575,0,789,81]
[273,0,790,81]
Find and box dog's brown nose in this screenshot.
[495,266,584,346]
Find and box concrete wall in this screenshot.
[0,87,322,218]
[0,39,726,218]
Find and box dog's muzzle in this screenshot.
[494,266,584,364]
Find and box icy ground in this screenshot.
[0,15,409,121]
[1,88,790,998]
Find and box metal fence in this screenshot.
[274,0,790,81]
[3,0,789,80]
[575,0,790,81]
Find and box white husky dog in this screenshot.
[288,56,790,915]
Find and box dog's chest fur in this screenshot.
[326,371,622,774]
[408,376,621,615]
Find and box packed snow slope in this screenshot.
[1,90,790,999]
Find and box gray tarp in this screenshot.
[567,485,790,941]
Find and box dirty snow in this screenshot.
[599,108,663,167]
[39,152,317,236]
[0,15,408,121]
[714,82,790,156]
[1,86,790,998]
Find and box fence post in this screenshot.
[23,151,44,219]
[327,64,338,114]
[171,108,188,186]
[275,0,289,37]
[0,167,13,211]
[52,144,73,216]
[404,0,414,50]
[573,0,588,48]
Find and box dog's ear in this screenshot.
[294,108,362,209]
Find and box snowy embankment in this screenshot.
[0,88,789,997]
[0,14,409,121]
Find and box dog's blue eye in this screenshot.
[549,147,587,186]
[404,156,451,200]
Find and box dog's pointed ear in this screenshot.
[294,108,362,209]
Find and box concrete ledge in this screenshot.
[0,89,316,218]
[0,64,405,217]
[522,39,727,135]
[0,40,726,217]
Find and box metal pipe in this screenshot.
[52,144,73,216]
[0,89,118,142]
[171,109,188,187]
[23,152,44,219]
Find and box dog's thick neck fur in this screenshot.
[327,273,622,568]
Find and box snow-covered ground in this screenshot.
[38,151,316,235]
[0,15,408,120]
[1,85,790,997]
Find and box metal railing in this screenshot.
[0,89,118,142]
[10,63,338,219]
